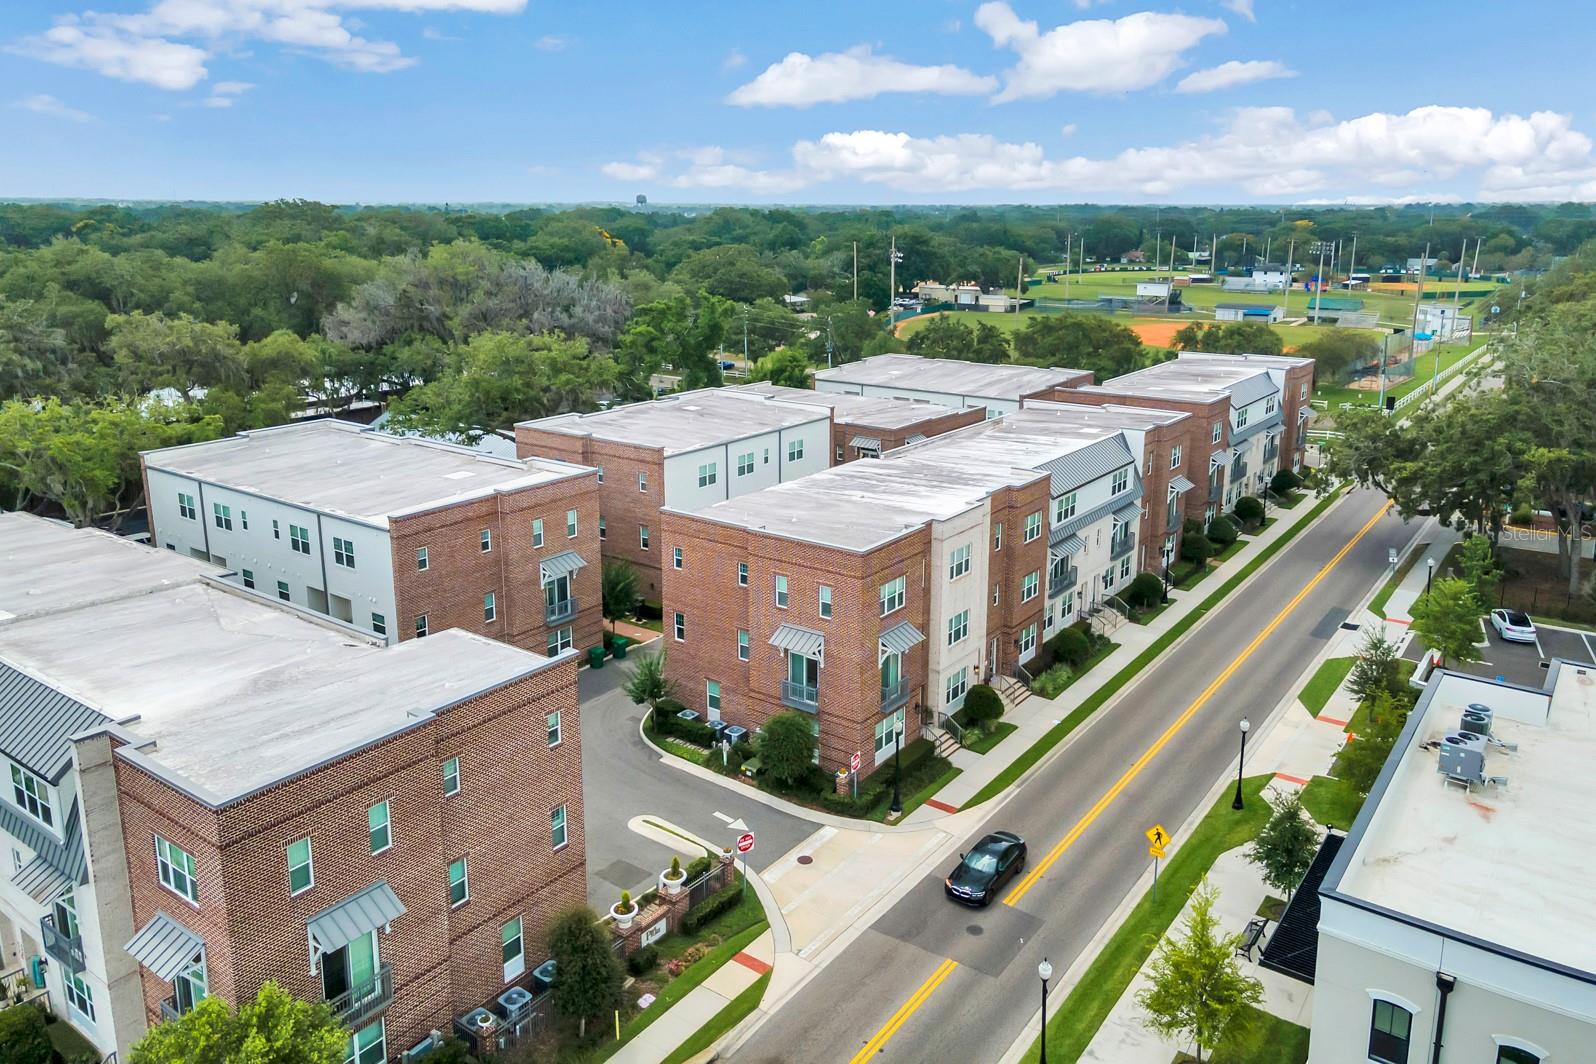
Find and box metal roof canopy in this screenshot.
[0,662,112,782]
[1169,474,1196,493]
[539,550,587,586]
[878,620,926,659]
[1111,503,1142,527]
[307,881,405,961]
[1050,487,1144,541]
[126,911,205,981]
[1049,534,1086,560]
[1259,832,1344,985]
[0,800,85,892]
[1037,436,1136,497]
[769,624,825,663]
[848,436,882,451]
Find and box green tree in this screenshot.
[0,297,75,401]
[671,245,789,303]
[1011,314,1146,378]
[1083,213,1142,260]
[546,906,625,1038]
[128,982,347,1064]
[1410,576,1485,667]
[961,684,1005,724]
[970,321,1011,364]
[624,650,677,721]
[601,559,640,634]
[1296,329,1380,381]
[0,1003,53,1064]
[1337,690,1410,795]
[1169,321,1284,357]
[1346,625,1401,705]
[748,346,812,388]
[904,315,974,361]
[1135,881,1264,1064]
[105,310,245,400]
[614,293,729,397]
[758,710,817,785]
[1246,791,1319,899]
[1457,534,1502,606]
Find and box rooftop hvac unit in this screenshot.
[1461,704,1493,737]
[498,986,533,1022]
[1438,732,1486,784]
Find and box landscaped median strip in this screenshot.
[964,486,1347,810]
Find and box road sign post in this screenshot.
[850,752,861,798]
[735,832,755,899]
[1145,825,1171,900]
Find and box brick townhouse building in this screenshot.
[732,383,986,462]
[514,389,832,604]
[813,353,1094,417]
[0,513,584,1064]
[143,419,604,658]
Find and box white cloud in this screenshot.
[727,45,997,108]
[534,34,568,52]
[608,105,1596,202]
[1219,0,1256,22]
[15,93,93,122]
[975,4,1227,98]
[203,79,255,107]
[13,20,210,89]
[601,152,663,182]
[722,48,746,71]
[1060,123,1077,137]
[1175,59,1295,94]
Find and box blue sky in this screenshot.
[2,0,1592,205]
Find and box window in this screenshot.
[707,681,722,713]
[673,611,685,641]
[874,708,905,756]
[1236,406,1250,428]
[212,502,232,530]
[10,764,54,828]
[737,561,749,586]
[415,613,429,638]
[879,575,906,616]
[178,492,196,520]
[448,858,469,906]
[737,451,755,476]
[1019,623,1037,656]
[480,528,492,553]
[787,438,804,462]
[993,522,1003,551]
[947,609,969,645]
[155,835,199,903]
[566,509,578,538]
[287,837,313,894]
[483,592,496,622]
[368,802,391,854]
[949,544,971,580]
[992,583,1000,606]
[1211,421,1223,444]
[416,546,429,571]
[1368,1000,1412,1064]
[66,973,94,1023]
[241,569,255,589]
[640,525,651,550]
[1022,570,1040,602]
[945,667,968,707]
[836,447,844,461]
[276,580,290,602]
[552,805,568,849]
[818,586,832,618]
[774,575,789,608]
[1496,1047,1541,1064]
[1024,512,1042,542]
[1265,395,1276,414]
[737,629,750,661]
[333,537,355,568]
[1120,557,1132,582]
[532,519,544,547]
[290,524,311,555]
[673,547,683,570]
[547,626,572,655]
[1299,382,1308,402]
[598,517,606,541]
[346,1020,384,1064]
[1110,468,1129,495]
[369,612,386,637]
[272,519,281,540]
[1052,493,1076,524]
[639,471,648,492]
[697,462,718,488]
[241,509,250,528]
[1170,445,1182,469]
[595,466,603,484]
[501,916,525,982]
[441,757,460,796]
[543,710,562,748]
[763,447,770,464]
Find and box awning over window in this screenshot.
[1049,534,1086,560]
[539,550,587,586]
[13,855,72,905]
[878,620,925,660]
[1111,503,1142,528]
[848,436,881,451]
[904,433,927,444]
[769,624,825,662]
[1209,451,1226,469]
[126,912,204,981]
[1168,475,1196,494]
[306,881,405,958]
[1298,407,1311,423]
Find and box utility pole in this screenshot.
[1451,241,1467,344]
[1345,235,1358,296]
[1063,232,1072,303]
[888,234,901,310]
[1016,253,1025,314]
[1408,240,1429,387]
[1378,332,1389,412]
[1280,237,1295,321]
[1470,237,1481,280]
[742,305,749,364]
[825,316,835,369]
[1241,233,1249,268]
[852,241,858,301]
[1263,234,1271,269]
[1312,243,1327,324]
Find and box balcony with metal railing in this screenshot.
[326,963,394,1028]
[880,678,909,713]
[545,596,578,624]
[1110,533,1135,561]
[39,914,85,974]
[1208,479,1224,502]
[160,997,183,1023]
[1049,565,1078,597]
[780,680,818,712]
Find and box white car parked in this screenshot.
[1489,608,1537,645]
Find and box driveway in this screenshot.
[1403,619,1596,688]
[578,642,820,906]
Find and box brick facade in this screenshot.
[114,661,585,1059]
[1277,361,1316,472]
[985,479,1050,678]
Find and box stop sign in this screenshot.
[850,751,862,772]
[735,832,755,854]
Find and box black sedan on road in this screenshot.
[944,831,1027,907]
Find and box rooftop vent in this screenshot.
[442,470,476,480]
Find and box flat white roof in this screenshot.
[517,389,829,456]
[1332,665,1596,977]
[814,354,1087,401]
[144,420,590,527]
[1095,358,1276,406]
[0,515,557,804]
[734,383,977,429]
[1022,398,1189,430]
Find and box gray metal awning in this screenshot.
[769,624,825,662]
[13,855,73,904]
[905,433,927,444]
[126,912,205,981]
[0,662,113,782]
[848,436,881,451]
[1049,534,1086,561]
[1050,486,1142,541]
[878,620,925,658]
[307,882,406,957]
[1169,475,1196,493]
[1209,451,1226,469]
[1112,503,1142,527]
[1298,407,1311,423]
[539,550,587,586]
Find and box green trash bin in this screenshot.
[587,645,605,669]
[612,636,630,660]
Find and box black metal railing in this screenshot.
[1049,565,1077,597]
[545,597,578,624]
[39,914,85,974]
[880,679,909,713]
[326,962,394,1027]
[780,680,818,711]
[1110,533,1134,560]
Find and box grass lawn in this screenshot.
[1204,1005,1312,1064]
[1125,598,1176,625]
[1342,660,1413,736]
[1257,895,1287,921]
[1300,774,1365,831]
[966,487,1344,809]
[965,721,1018,755]
[1022,775,1275,1063]
[1369,540,1431,618]
[1313,339,1483,411]
[876,763,963,821]
[1212,539,1247,563]
[660,971,771,1064]
[1274,491,1305,509]
[1173,558,1216,591]
[1298,656,1354,717]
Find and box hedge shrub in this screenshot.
[1207,514,1239,546]
[627,945,659,975]
[682,881,742,933]
[1029,663,1074,699]
[685,854,714,881]
[1234,495,1265,526]
[1181,531,1215,563]
[654,707,717,746]
[1123,571,1164,608]
[1270,468,1302,494]
[1046,626,1092,669]
[962,684,1004,723]
[0,1005,51,1064]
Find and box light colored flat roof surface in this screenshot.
[1022,399,1189,430]
[735,384,976,429]
[1098,360,1275,406]
[814,354,1087,400]
[1173,350,1314,370]
[144,420,587,527]
[517,389,829,455]
[1336,666,1596,975]
[0,515,555,803]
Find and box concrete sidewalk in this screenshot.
[608,930,776,1064]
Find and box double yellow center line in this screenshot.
[848,498,1390,1059]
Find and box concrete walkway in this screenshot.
[609,929,776,1064]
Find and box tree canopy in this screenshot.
[128,982,348,1064]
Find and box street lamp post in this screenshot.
[889,717,905,815]
[1038,958,1054,1064]
[1426,557,1436,598]
[1162,558,1173,605]
[1231,717,1251,810]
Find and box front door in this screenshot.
[322,930,378,1004]
[545,574,570,612]
[787,652,818,694]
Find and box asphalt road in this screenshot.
[728,488,1414,1064]
[578,648,819,905]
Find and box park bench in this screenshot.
[1236,917,1267,962]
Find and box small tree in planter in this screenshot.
[611,890,636,929]
[624,650,678,725]
[1136,881,1263,1064]
[1207,514,1239,547]
[759,710,818,786]
[1233,495,1265,528]
[1246,791,1319,900]
[662,855,685,896]
[601,559,641,635]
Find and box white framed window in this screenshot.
[242,568,255,589]
[1265,395,1276,414]
[566,509,578,538]
[879,575,906,616]
[479,528,492,553]
[787,438,804,462]
[1110,468,1129,495]
[639,471,648,492]
[415,613,428,638]
[836,446,844,461]
[277,580,291,602]
[640,525,650,550]
[992,583,1000,606]
[947,609,969,645]
[1022,570,1040,602]
[1299,382,1308,402]
[156,834,199,904]
[502,916,525,982]
[595,466,603,484]
[416,546,429,571]
[737,561,748,586]
[333,537,355,569]
[441,757,460,796]
[483,592,497,623]
[272,519,281,540]
[66,972,94,1023]
[290,524,311,555]
[1211,421,1222,444]
[737,629,750,660]
[949,544,971,580]
[371,613,386,637]
[737,451,755,477]
[10,764,55,828]
[873,707,905,757]
[448,857,469,906]
[763,447,770,464]
[598,517,606,541]
[945,667,968,708]
[547,626,572,655]
[1023,512,1042,542]
[545,710,562,747]
[532,519,544,547]
[1052,493,1076,524]
[1170,445,1182,469]
[1120,557,1132,581]
[774,575,789,609]
[347,1020,384,1064]
[212,502,232,530]
[552,805,568,849]
[697,462,718,487]
[1019,623,1037,656]
[1368,999,1413,1064]
[672,547,683,570]
[673,611,685,641]
[287,837,313,894]
[368,801,391,855]
[707,681,722,713]
[1236,406,1250,428]
[993,522,1003,551]
[178,492,196,520]
[818,586,833,618]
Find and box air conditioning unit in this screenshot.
[498,986,533,1022]
[1461,704,1493,736]
[401,1031,441,1063]
[1438,732,1486,784]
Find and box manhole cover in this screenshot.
[966,924,984,936]
[796,855,813,865]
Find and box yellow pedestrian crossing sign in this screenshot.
[1145,824,1170,849]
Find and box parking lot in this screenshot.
[1404,618,1596,688]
